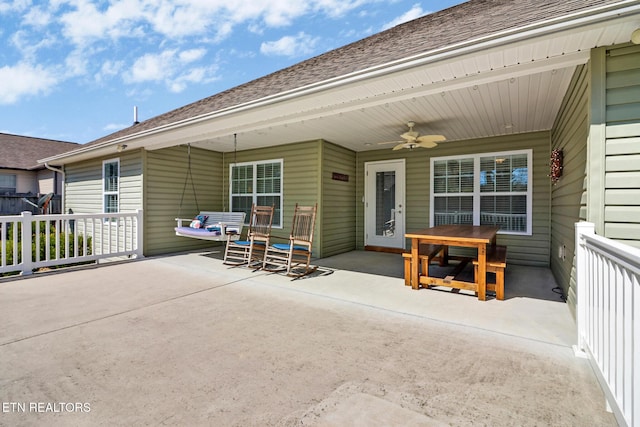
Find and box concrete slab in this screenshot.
[0,251,615,426]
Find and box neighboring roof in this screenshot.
[87,0,624,147]
[0,133,78,170]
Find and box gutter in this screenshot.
[42,0,640,163]
[44,163,65,212]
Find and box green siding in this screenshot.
[550,64,590,315]
[357,132,551,266]
[65,150,143,215]
[222,141,323,256]
[321,142,357,257]
[145,146,223,256]
[554,44,640,317]
[603,44,640,249]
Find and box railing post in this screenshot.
[135,209,144,259]
[21,211,33,276]
[574,221,595,355]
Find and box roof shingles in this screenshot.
[0,133,78,170]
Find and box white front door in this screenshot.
[365,159,406,249]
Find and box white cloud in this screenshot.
[54,0,384,48]
[0,0,30,14]
[128,50,176,83]
[23,5,53,27]
[126,48,217,92]
[178,48,206,63]
[95,59,125,83]
[0,0,391,103]
[382,4,426,30]
[0,62,59,104]
[65,49,89,77]
[260,32,319,57]
[58,0,147,46]
[10,29,57,60]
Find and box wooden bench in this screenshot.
[402,244,444,287]
[473,245,507,300]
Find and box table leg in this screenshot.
[477,243,487,301]
[411,238,419,290]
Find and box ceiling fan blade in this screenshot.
[416,134,446,144]
[392,143,409,150]
[401,131,419,141]
[416,140,439,149]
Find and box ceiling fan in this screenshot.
[379,121,446,150]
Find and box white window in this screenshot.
[430,150,532,235]
[0,174,16,194]
[230,159,283,227]
[103,159,119,214]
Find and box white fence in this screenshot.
[1,210,143,276]
[575,222,639,427]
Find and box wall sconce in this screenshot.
[632,28,640,45]
[117,144,128,153]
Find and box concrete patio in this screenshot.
[0,250,615,426]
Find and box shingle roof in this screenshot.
[0,133,78,170]
[88,0,622,146]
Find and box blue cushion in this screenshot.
[233,240,251,245]
[232,240,266,246]
[272,243,309,252]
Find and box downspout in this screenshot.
[44,163,65,213]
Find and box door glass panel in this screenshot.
[375,171,396,237]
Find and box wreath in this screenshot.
[549,149,563,184]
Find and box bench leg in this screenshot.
[496,268,504,300]
[404,256,411,286]
[475,264,505,300]
[421,257,429,278]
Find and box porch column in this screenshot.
[20,211,33,276]
[574,221,595,353]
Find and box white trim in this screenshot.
[430,149,533,235]
[229,159,284,228]
[364,159,406,249]
[102,158,120,215]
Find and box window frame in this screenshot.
[430,149,533,235]
[102,158,120,215]
[229,159,283,228]
[0,173,17,194]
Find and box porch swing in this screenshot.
[174,141,246,241]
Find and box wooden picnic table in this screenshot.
[405,225,499,301]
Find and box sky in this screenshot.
[0,0,463,144]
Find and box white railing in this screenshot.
[1,210,143,276]
[575,222,639,427]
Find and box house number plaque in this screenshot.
[332,172,349,182]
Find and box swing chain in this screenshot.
[178,143,200,218]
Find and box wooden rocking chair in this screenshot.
[223,204,274,268]
[264,203,317,277]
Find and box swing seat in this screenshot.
[175,211,246,241]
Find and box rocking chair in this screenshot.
[223,204,274,268]
[264,203,317,277]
